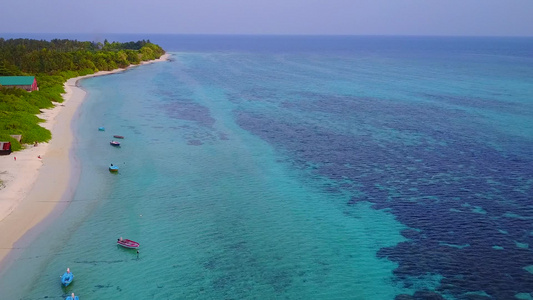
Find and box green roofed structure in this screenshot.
[0,76,39,91]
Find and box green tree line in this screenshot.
[0,38,165,151]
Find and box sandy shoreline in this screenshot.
[0,53,170,268]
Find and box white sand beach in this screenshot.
[0,54,170,267]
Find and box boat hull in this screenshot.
[61,272,73,287]
[117,239,140,249]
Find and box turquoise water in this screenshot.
[0,36,532,299]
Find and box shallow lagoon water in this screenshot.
[0,36,532,299]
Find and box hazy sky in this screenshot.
[2,0,532,36]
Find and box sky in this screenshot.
[1,0,533,36]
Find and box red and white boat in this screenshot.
[117,238,139,249]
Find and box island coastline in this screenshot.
[0,53,170,270]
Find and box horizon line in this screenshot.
[1,32,533,39]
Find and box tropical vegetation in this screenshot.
[0,38,165,151]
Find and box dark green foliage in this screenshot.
[0,94,40,114]
[25,90,62,108]
[101,39,153,51]
[0,132,21,151]
[0,111,50,146]
[0,37,165,150]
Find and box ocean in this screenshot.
[0,35,532,299]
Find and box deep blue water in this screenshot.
[0,35,532,299]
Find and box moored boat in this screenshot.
[113,135,124,139]
[60,268,73,287]
[117,238,140,249]
[109,164,119,172]
[66,292,79,300]
[98,127,105,131]
[110,140,121,146]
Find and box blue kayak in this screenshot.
[61,271,73,287]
